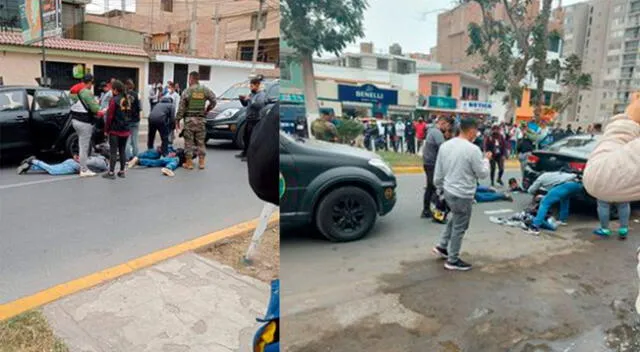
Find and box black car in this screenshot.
[0,86,103,159]
[280,132,397,241]
[523,134,599,204]
[206,79,280,148]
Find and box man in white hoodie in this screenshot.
[431,118,491,271]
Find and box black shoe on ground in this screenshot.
[421,210,432,219]
[432,246,448,259]
[20,155,36,166]
[117,171,126,178]
[497,179,504,186]
[444,259,472,271]
[102,172,116,180]
[235,153,246,159]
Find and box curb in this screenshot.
[0,215,279,321]
[393,160,521,175]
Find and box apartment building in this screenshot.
[566,0,633,123]
[85,0,279,63]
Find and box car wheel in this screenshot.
[65,132,79,157]
[315,186,377,242]
[234,124,245,149]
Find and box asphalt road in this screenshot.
[0,141,263,304]
[281,173,640,352]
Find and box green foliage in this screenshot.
[281,0,369,56]
[552,54,593,114]
[336,117,364,144]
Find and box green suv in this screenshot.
[280,132,397,241]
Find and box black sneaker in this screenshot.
[444,259,472,271]
[117,171,126,178]
[102,172,116,180]
[235,153,246,159]
[525,225,541,235]
[497,179,504,186]
[20,155,36,166]
[432,246,448,259]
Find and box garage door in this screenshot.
[92,66,139,95]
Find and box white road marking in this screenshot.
[0,176,79,190]
[484,209,514,215]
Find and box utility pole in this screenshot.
[40,0,47,87]
[251,0,265,73]
[212,3,220,58]
[189,0,197,56]
[120,0,125,27]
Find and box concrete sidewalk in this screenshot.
[43,253,268,352]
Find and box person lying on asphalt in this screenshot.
[583,92,640,203]
[127,146,197,177]
[525,171,584,235]
[474,186,513,203]
[17,155,108,176]
[432,118,491,272]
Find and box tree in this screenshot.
[530,0,554,121]
[465,0,539,122]
[552,54,592,115]
[281,0,368,130]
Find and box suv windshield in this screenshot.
[546,136,599,156]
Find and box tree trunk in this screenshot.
[301,51,320,138]
[504,95,516,123]
[533,0,553,123]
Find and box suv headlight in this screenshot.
[368,159,393,176]
[214,108,240,121]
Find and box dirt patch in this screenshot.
[196,226,279,283]
[287,234,640,352]
[0,310,68,352]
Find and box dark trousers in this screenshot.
[423,164,436,213]
[490,157,505,185]
[148,120,169,156]
[407,136,416,154]
[243,119,259,155]
[109,135,128,173]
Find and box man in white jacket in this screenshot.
[431,118,491,271]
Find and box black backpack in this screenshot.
[247,102,278,205]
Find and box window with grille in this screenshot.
[432,82,452,97]
[161,0,173,13]
[199,66,211,81]
[462,87,479,100]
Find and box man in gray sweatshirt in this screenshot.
[432,118,491,271]
[422,116,453,218]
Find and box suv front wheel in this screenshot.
[315,186,377,242]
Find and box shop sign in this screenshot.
[428,96,457,110]
[20,0,62,44]
[460,100,492,114]
[338,84,398,105]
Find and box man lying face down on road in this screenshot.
[127,146,198,177]
[17,154,108,176]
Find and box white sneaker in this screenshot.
[127,157,139,169]
[557,221,568,226]
[79,170,97,178]
[161,168,175,177]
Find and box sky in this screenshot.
[338,0,589,57]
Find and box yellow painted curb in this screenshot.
[0,214,279,322]
[393,160,521,175]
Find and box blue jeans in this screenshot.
[475,186,507,203]
[29,159,79,175]
[597,200,630,229]
[126,122,140,160]
[533,182,583,229]
[137,149,179,171]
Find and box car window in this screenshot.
[34,90,70,111]
[0,90,27,112]
[546,136,599,155]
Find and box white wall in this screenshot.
[490,91,509,121]
[314,63,418,92]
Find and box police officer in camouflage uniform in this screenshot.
[176,71,216,170]
[311,111,339,142]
